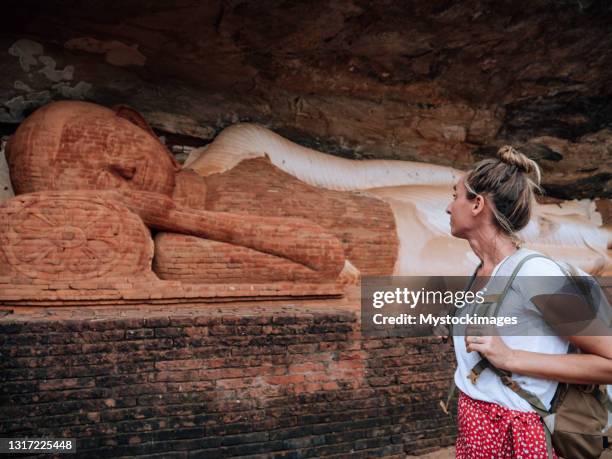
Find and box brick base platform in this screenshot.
[0,287,456,458]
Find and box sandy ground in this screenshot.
[408,447,455,458]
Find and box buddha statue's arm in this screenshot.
[99,189,345,276]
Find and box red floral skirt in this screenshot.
[456,391,557,458]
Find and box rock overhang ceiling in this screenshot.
[1,0,611,200]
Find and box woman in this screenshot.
[445,145,612,458]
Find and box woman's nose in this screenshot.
[445,203,452,215]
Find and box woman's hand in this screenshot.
[465,325,515,371]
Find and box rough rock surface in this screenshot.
[2,0,611,198]
[0,140,14,203]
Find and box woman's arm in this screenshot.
[465,334,612,384]
[506,335,612,384]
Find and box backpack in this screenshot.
[440,253,612,459]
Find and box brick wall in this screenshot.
[0,301,456,458]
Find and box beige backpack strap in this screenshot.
[469,253,550,384]
[440,264,481,415]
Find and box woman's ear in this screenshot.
[472,195,486,216]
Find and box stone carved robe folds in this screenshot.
[186,124,611,276]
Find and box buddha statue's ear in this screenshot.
[112,104,182,171]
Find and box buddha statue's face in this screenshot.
[52,112,176,196]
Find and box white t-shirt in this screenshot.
[453,248,570,412]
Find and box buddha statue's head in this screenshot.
[6,101,179,196]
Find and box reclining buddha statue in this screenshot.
[1,100,609,296]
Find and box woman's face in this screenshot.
[446,177,478,238]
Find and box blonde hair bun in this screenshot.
[497,145,541,185]
[497,145,531,172]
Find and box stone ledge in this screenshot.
[0,279,344,307]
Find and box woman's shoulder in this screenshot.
[515,249,566,277]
